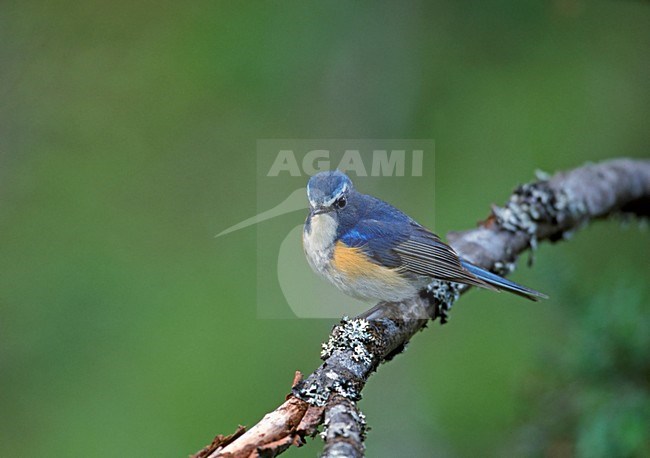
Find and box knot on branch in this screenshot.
[424,281,460,324]
[294,318,379,406]
[321,317,376,364]
[492,180,588,249]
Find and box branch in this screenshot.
[192,158,650,458]
[321,395,366,458]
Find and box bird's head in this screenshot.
[306,171,354,217]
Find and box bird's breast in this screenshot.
[303,215,424,302]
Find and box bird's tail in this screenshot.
[460,260,548,301]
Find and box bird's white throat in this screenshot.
[303,213,337,274]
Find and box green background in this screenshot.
[1,1,649,457]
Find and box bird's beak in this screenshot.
[310,206,328,216]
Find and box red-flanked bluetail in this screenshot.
[303,171,547,303]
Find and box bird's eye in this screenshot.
[335,196,347,209]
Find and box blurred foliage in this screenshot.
[512,282,650,457]
[0,1,649,457]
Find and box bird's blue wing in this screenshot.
[338,219,407,269]
[335,192,545,299]
[335,193,413,268]
[337,193,491,287]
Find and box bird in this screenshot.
[302,170,547,303]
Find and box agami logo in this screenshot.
[267,149,424,177]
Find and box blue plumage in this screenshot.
[460,261,547,300]
[302,171,547,302]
